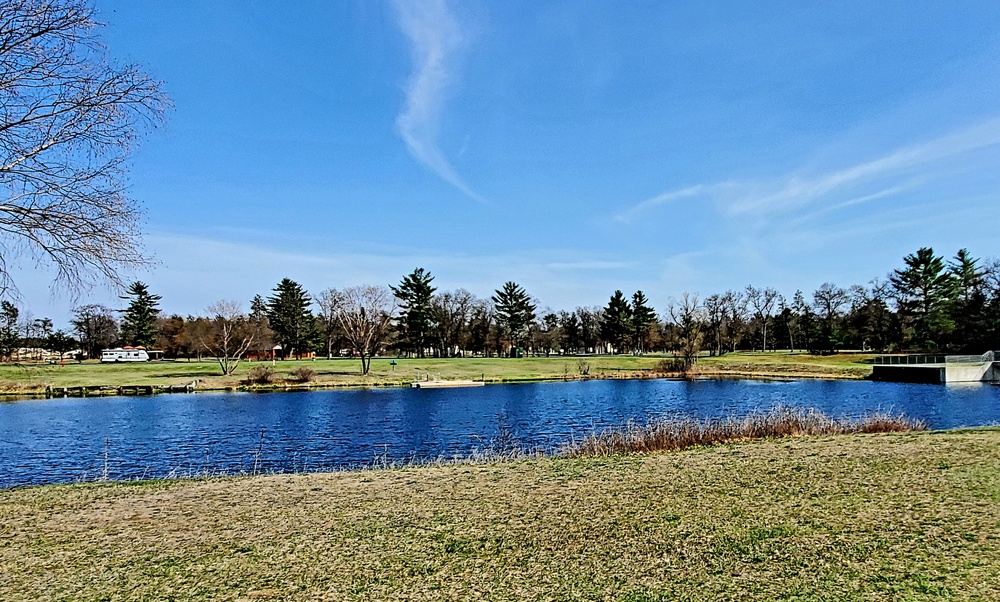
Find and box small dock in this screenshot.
[411,379,484,389]
[872,352,999,384]
[45,381,198,398]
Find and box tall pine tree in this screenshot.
[266,278,316,359]
[890,247,956,349]
[630,290,657,354]
[601,290,632,354]
[491,281,536,354]
[391,267,436,357]
[119,281,161,348]
[948,249,987,351]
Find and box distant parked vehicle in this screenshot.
[101,347,150,363]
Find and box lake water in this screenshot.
[2,378,999,488]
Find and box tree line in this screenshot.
[4,247,1000,374]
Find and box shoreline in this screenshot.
[1,420,959,493]
[0,352,877,399]
[0,367,869,400]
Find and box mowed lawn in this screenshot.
[1,429,997,600]
[0,352,877,392]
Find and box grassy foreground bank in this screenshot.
[2,429,998,600]
[0,352,875,394]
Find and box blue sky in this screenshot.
[15,0,1000,326]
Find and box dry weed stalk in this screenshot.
[565,407,926,457]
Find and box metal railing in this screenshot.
[874,350,996,365]
[874,355,946,365]
[945,351,993,364]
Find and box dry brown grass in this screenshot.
[694,351,874,379]
[565,408,926,456]
[1,429,998,601]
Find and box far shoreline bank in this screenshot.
[0,352,877,400]
[0,368,870,401]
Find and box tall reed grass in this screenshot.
[564,407,927,457]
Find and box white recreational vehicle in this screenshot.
[101,347,150,363]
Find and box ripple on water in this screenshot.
[1,379,998,487]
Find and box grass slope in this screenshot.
[696,351,874,379]
[0,352,876,393]
[2,429,998,600]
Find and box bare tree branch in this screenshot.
[667,292,704,370]
[200,300,257,376]
[329,285,396,375]
[0,0,169,298]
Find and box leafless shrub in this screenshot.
[288,366,315,383]
[652,358,686,374]
[245,366,274,385]
[564,407,927,457]
[577,359,591,375]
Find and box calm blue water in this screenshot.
[1,378,998,488]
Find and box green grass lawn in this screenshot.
[0,352,877,393]
[0,355,669,391]
[1,429,997,600]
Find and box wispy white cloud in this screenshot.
[784,183,915,228]
[394,0,486,204]
[614,184,717,223]
[616,117,1000,223]
[726,118,1000,216]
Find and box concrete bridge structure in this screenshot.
[871,351,1000,384]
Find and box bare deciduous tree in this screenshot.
[328,285,396,375]
[70,303,117,358]
[746,285,781,352]
[702,294,726,356]
[813,283,850,353]
[200,300,257,376]
[668,292,704,370]
[0,0,169,297]
[431,288,475,357]
[316,288,343,359]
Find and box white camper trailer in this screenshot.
[101,347,150,363]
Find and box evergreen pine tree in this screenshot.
[559,310,581,353]
[948,249,987,351]
[265,278,316,359]
[792,290,814,352]
[630,290,657,354]
[391,267,437,357]
[491,281,536,353]
[119,281,161,348]
[250,294,268,320]
[601,290,632,354]
[890,247,956,349]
